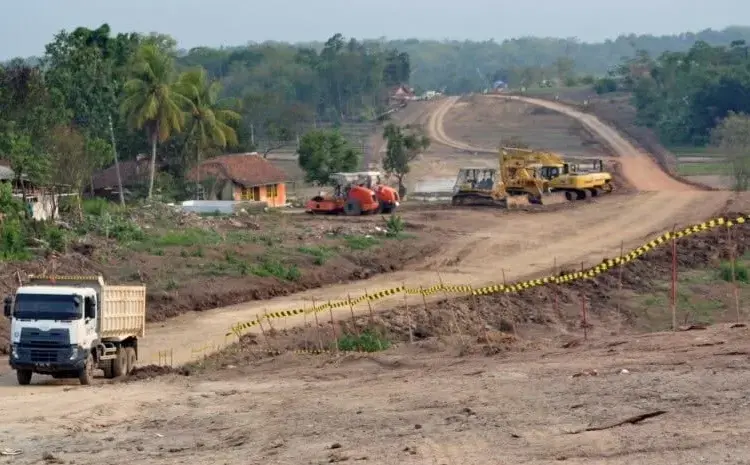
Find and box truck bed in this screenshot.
[101,286,146,340]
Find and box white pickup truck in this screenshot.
[3,275,146,385]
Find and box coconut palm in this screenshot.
[120,43,188,198]
[176,68,240,167]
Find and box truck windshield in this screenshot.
[13,294,82,321]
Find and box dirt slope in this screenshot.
[506,95,695,192]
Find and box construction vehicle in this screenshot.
[502,147,613,200]
[305,171,400,215]
[451,147,613,208]
[4,275,146,386]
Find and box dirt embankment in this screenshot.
[0,214,440,354]
[514,92,718,191]
[196,210,750,370]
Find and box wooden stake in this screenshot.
[502,268,507,286]
[728,226,741,323]
[256,313,273,352]
[616,240,625,323]
[471,287,494,352]
[419,286,430,318]
[303,304,309,349]
[553,257,559,315]
[671,227,678,331]
[436,273,464,343]
[403,282,413,343]
[580,262,588,340]
[364,289,375,326]
[347,293,359,336]
[328,301,338,353]
[312,298,324,351]
[264,309,275,333]
[436,272,450,301]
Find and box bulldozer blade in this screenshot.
[539,192,568,206]
[506,195,530,209]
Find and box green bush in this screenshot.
[719,261,749,283]
[251,257,301,281]
[384,214,405,237]
[594,77,618,94]
[0,219,30,261]
[344,235,379,250]
[337,329,391,352]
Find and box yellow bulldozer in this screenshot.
[450,147,613,207]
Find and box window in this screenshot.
[267,184,278,198]
[240,186,260,201]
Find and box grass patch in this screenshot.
[344,235,380,250]
[149,228,222,247]
[677,162,730,176]
[718,261,749,283]
[251,256,301,281]
[298,245,336,265]
[336,329,391,352]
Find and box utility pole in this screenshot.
[108,114,125,206]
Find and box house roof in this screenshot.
[92,155,153,190]
[187,153,289,187]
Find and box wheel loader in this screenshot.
[305,171,400,216]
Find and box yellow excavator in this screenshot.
[502,147,613,200]
[450,147,613,207]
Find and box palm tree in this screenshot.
[120,43,188,198]
[176,68,240,168]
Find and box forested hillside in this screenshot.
[175,26,750,95]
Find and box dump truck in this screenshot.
[305,171,400,215]
[4,275,146,386]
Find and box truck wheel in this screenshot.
[78,353,94,385]
[102,361,114,379]
[16,369,32,385]
[112,349,126,377]
[125,347,137,375]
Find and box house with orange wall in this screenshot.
[186,153,289,207]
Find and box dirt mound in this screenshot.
[124,364,191,382]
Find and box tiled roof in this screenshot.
[186,153,289,187]
[92,156,154,190]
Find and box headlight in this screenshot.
[69,346,79,360]
[11,344,18,358]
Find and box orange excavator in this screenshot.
[305,171,400,215]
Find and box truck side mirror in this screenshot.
[3,296,12,318]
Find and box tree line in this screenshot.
[0,26,414,201]
[611,40,750,146]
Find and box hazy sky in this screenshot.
[1,0,747,59]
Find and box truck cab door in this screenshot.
[84,296,98,345]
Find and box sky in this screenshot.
[1,0,748,59]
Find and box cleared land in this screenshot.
[2,94,746,465]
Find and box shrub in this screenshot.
[719,261,749,283]
[337,329,391,352]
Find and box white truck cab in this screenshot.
[4,275,146,386]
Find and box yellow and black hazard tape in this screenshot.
[224,214,748,338]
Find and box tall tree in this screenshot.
[382,123,430,196]
[120,43,189,198]
[297,129,360,185]
[711,112,750,191]
[175,68,241,172]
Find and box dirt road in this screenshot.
[5,325,749,465]
[505,95,695,192]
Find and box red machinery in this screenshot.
[305,172,400,215]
